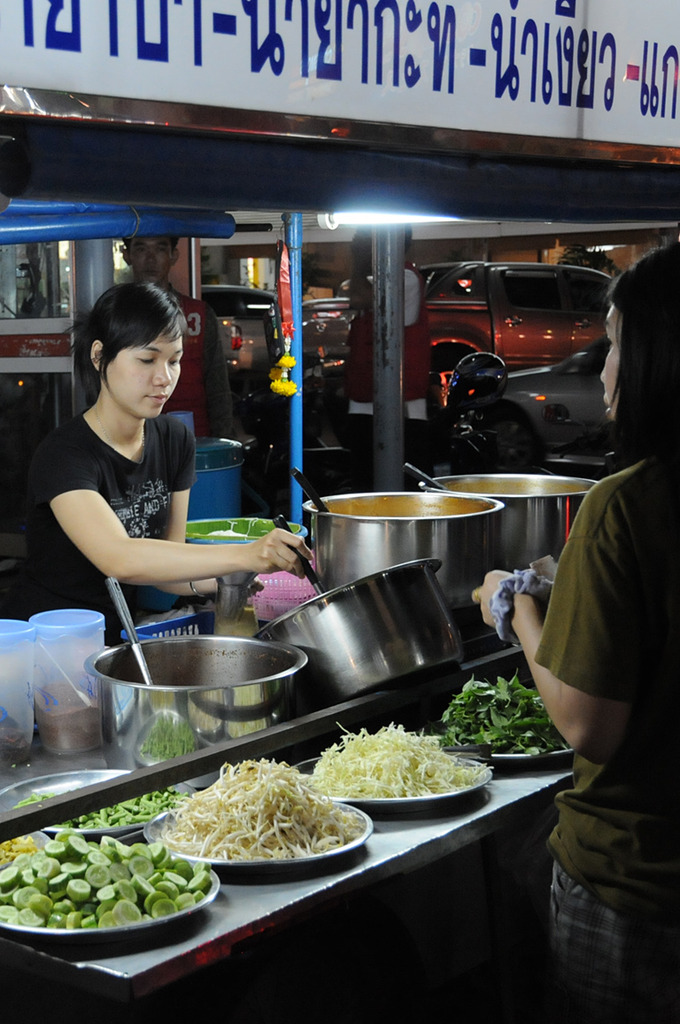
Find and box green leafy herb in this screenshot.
[438,672,570,755]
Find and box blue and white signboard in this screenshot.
[1,1,679,151]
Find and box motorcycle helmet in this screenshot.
[446,352,507,413]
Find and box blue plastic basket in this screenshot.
[122,610,215,640]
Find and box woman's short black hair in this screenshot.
[610,242,680,471]
[72,282,186,402]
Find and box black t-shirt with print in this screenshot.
[3,413,195,644]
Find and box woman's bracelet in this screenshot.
[189,581,202,599]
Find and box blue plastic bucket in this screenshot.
[188,438,244,520]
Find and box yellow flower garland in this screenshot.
[269,329,298,396]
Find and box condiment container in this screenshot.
[0,619,36,765]
[215,572,259,636]
[30,609,105,753]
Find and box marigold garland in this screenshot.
[270,322,297,397]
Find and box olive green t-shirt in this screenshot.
[536,458,680,920]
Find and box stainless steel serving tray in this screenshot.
[0,770,193,838]
[0,864,221,944]
[296,757,493,815]
[144,804,373,875]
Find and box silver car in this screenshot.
[479,337,613,472]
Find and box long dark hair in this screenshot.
[609,242,680,473]
[72,282,186,403]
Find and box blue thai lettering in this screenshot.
[640,40,660,117]
[347,0,369,84]
[136,0,169,62]
[404,53,420,87]
[427,2,454,94]
[599,31,615,112]
[315,0,342,81]
[23,0,35,46]
[404,0,421,88]
[541,22,553,103]
[374,0,400,87]
[520,19,538,102]
[491,1,520,101]
[285,0,311,78]
[662,45,679,119]
[554,0,575,17]
[556,24,574,106]
[575,29,595,109]
[45,0,82,53]
[242,0,285,75]
[109,0,119,56]
[405,0,422,34]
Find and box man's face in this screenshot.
[123,236,178,288]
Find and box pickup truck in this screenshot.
[421,261,611,374]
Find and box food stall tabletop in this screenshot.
[0,767,570,1005]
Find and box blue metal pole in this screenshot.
[283,213,304,524]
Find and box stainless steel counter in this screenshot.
[0,635,568,1019]
[0,765,570,1003]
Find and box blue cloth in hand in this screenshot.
[489,568,553,644]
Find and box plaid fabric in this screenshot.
[548,862,680,1023]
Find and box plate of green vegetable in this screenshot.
[436,672,573,769]
[0,770,193,838]
[0,832,220,942]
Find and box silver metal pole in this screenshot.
[72,238,115,412]
[372,225,405,490]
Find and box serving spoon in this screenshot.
[290,466,330,513]
[403,462,449,491]
[105,576,155,686]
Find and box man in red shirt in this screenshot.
[122,235,234,438]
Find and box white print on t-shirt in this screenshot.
[110,478,171,539]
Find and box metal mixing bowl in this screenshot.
[85,635,307,772]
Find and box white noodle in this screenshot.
[158,759,366,861]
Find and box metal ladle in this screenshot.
[290,466,330,513]
[105,576,155,686]
[403,462,449,491]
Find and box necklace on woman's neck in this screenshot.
[94,407,145,463]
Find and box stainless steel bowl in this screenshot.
[258,558,463,708]
[85,635,307,772]
[304,491,504,609]
[433,473,595,569]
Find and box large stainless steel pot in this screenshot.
[258,558,463,708]
[85,635,307,773]
[433,473,596,569]
[303,492,504,609]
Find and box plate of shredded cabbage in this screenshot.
[297,723,493,814]
[143,758,373,873]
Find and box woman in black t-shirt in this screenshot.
[1,282,311,643]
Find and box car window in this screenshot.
[560,337,607,374]
[203,289,274,318]
[501,270,561,310]
[426,265,483,299]
[562,270,609,313]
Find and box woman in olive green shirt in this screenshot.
[475,242,680,1023]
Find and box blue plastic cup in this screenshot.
[0,619,36,765]
[30,609,105,753]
